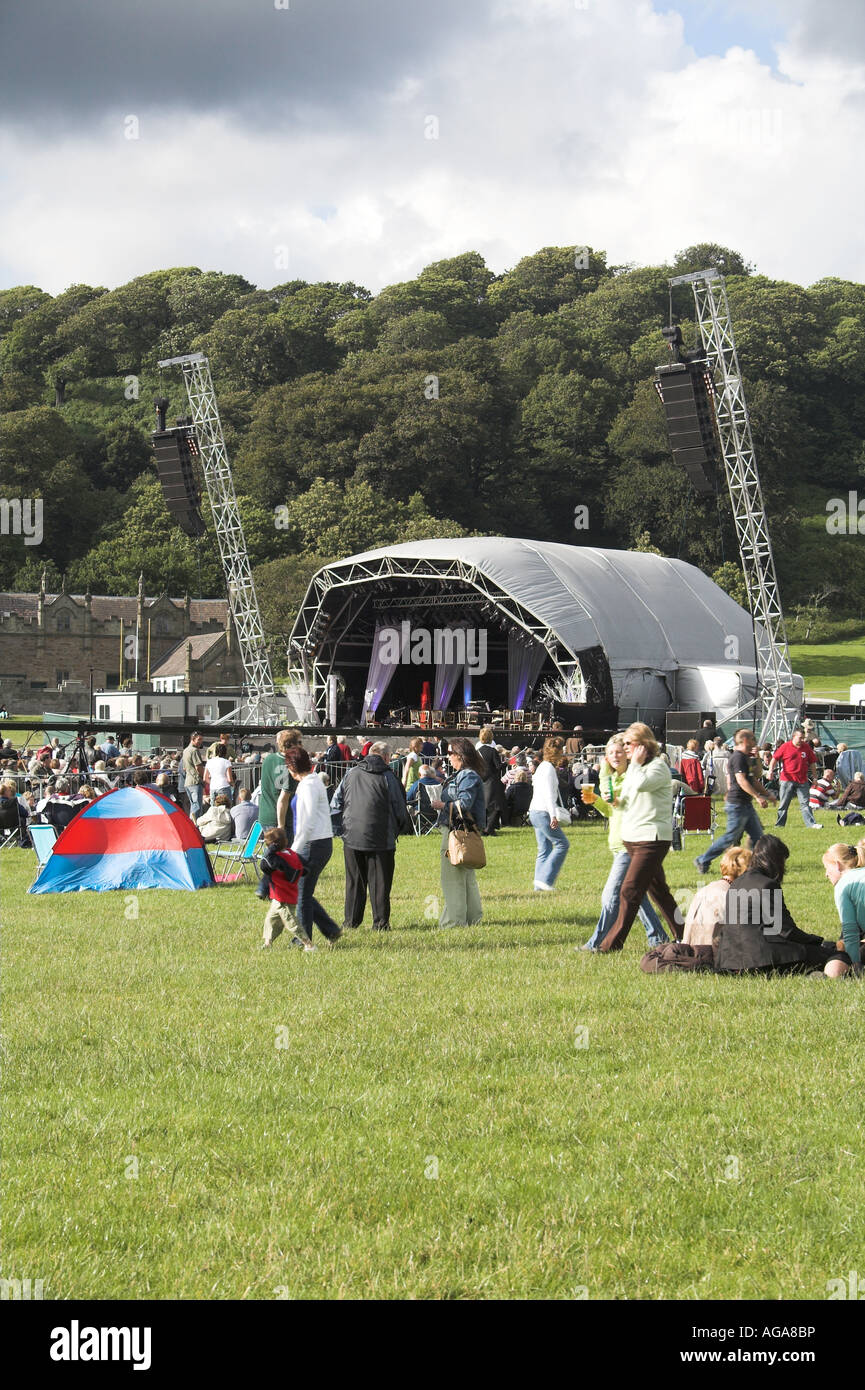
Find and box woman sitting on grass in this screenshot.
[580,736,668,952]
[682,846,751,950]
[820,842,865,978]
[714,835,847,976]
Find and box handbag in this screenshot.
[555,795,572,826]
[447,802,487,869]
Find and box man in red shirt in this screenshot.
[769,728,820,829]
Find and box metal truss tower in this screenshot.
[670,269,801,744]
[157,353,279,724]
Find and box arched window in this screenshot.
[56,611,70,631]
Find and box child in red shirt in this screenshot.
[259,828,311,950]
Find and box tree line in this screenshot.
[1,241,863,655]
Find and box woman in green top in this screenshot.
[580,736,668,952]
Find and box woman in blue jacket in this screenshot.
[429,736,486,927]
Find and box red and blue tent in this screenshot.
[29,785,214,894]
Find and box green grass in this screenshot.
[3,814,862,1301]
[789,636,865,701]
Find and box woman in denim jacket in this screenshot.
[429,736,487,927]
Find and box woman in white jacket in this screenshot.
[528,737,570,891]
[285,746,342,944]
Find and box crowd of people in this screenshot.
[3,717,864,976]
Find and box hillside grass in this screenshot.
[3,811,862,1301]
[788,636,865,701]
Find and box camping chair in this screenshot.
[0,802,20,849]
[411,782,439,836]
[30,823,57,880]
[211,820,264,884]
[673,792,715,848]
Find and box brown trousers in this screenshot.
[598,839,681,951]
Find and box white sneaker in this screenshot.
[533,880,555,892]
[807,824,824,830]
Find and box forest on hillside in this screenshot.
[1,241,864,650]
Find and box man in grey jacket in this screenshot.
[330,742,412,931]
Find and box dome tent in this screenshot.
[29,785,214,894]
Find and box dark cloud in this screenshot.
[0,0,492,126]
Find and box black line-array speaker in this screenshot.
[151,428,206,538]
[655,360,719,495]
[665,710,716,745]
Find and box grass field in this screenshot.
[3,813,863,1301]
[789,637,865,702]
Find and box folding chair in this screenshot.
[410,782,439,836]
[211,820,264,884]
[680,794,715,841]
[0,798,21,849]
[30,823,57,879]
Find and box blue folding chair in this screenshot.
[212,820,264,883]
[30,823,57,880]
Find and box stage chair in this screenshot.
[410,709,423,727]
[443,710,456,727]
[431,710,443,727]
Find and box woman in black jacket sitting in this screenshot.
[715,835,847,975]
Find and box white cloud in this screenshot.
[1,0,864,296]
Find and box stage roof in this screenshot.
[315,538,757,675]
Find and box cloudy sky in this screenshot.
[1,0,863,295]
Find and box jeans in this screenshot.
[775,781,817,827]
[529,810,570,888]
[584,850,668,949]
[186,783,204,819]
[696,799,765,871]
[295,837,340,941]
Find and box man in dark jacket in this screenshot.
[330,741,412,931]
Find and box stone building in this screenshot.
[0,572,239,713]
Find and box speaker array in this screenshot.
[654,361,719,495]
[151,428,206,538]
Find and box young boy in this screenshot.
[258,828,312,951]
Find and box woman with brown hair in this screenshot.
[597,722,682,951]
[429,737,487,927]
[528,736,570,892]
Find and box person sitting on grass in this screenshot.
[829,771,865,812]
[714,835,846,976]
[195,793,233,844]
[821,843,865,978]
[258,827,310,951]
[682,846,751,950]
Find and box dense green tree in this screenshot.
[670,244,754,278]
[0,246,863,619]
